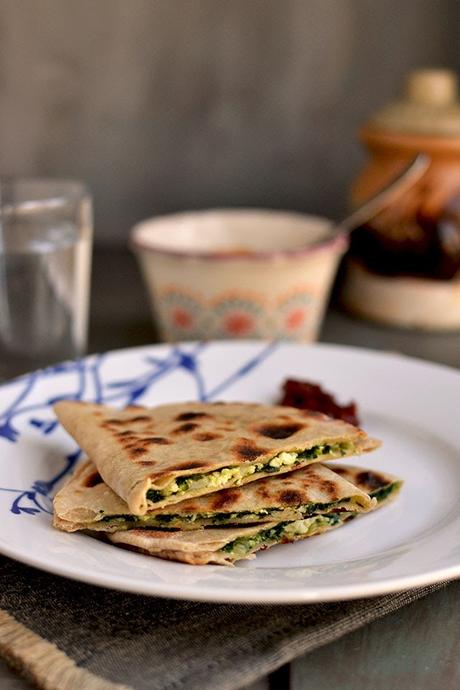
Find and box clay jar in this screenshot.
[343,69,460,330]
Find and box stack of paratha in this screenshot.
[53,401,402,565]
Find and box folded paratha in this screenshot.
[107,466,403,565]
[54,401,379,515]
[325,464,402,506]
[53,459,376,532]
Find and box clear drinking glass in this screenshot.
[0,178,93,380]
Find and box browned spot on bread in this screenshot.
[211,488,242,510]
[170,461,207,471]
[117,434,173,450]
[183,504,199,513]
[129,447,148,458]
[100,421,115,429]
[232,439,269,461]
[149,472,162,481]
[356,471,387,490]
[118,439,137,448]
[193,432,221,442]
[120,439,139,449]
[139,461,156,466]
[105,415,151,427]
[84,472,103,487]
[279,490,303,505]
[331,467,346,475]
[144,436,171,445]
[319,480,339,500]
[255,485,271,500]
[125,436,170,451]
[175,411,211,422]
[174,422,199,434]
[256,423,303,439]
[116,430,135,437]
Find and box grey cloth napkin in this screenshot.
[0,555,446,690]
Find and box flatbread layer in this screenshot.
[107,516,344,565]
[107,466,402,565]
[53,459,376,532]
[326,463,403,505]
[54,400,379,515]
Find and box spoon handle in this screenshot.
[335,153,430,235]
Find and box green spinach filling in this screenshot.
[371,482,400,503]
[220,514,343,558]
[145,441,353,504]
[100,497,351,529]
[99,480,400,531]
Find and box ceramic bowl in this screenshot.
[131,209,347,342]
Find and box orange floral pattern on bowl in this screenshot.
[171,308,193,330]
[211,294,267,338]
[159,289,205,340]
[274,285,319,340]
[158,286,319,340]
[285,307,309,331]
[223,312,255,337]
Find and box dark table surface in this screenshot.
[2,247,460,690]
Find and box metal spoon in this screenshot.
[334,153,430,236]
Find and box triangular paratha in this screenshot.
[107,465,402,565]
[54,401,379,515]
[53,459,376,532]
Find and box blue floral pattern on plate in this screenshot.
[0,341,278,517]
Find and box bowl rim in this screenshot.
[130,208,348,261]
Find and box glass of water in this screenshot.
[0,178,93,380]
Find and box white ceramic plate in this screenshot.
[0,341,459,603]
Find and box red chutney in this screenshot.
[279,379,360,427]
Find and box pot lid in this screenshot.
[369,69,460,137]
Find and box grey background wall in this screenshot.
[0,0,457,244]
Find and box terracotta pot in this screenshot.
[343,69,460,330]
[352,128,460,222]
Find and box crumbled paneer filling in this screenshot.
[221,514,343,558]
[146,442,351,504]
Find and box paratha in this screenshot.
[54,401,379,515]
[53,459,376,532]
[108,466,403,565]
[326,464,403,505]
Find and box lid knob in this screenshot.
[406,69,458,106]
